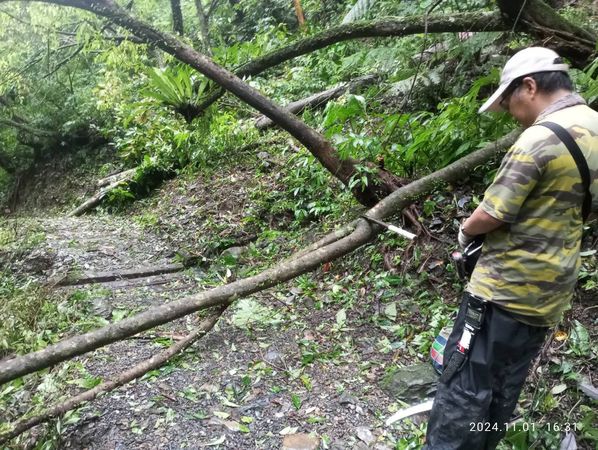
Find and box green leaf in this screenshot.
[504,424,528,450]
[300,374,313,391]
[291,393,302,411]
[569,320,590,356]
[384,302,397,321]
[213,411,230,419]
[336,308,347,327]
[68,375,102,389]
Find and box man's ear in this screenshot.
[522,77,537,96]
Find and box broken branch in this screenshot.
[0,308,224,444]
[0,129,520,385]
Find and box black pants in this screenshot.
[423,293,548,450]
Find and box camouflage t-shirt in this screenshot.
[468,103,598,327]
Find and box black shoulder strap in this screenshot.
[537,121,592,222]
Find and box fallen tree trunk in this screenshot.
[67,177,129,217]
[96,168,136,188]
[0,129,521,385]
[193,11,507,117]
[255,74,378,130]
[0,308,224,444]
[0,118,58,138]
[59,263,186,286]
[497,0,596,69]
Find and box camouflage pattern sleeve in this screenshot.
[480,134,544,223]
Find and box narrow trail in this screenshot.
[19,215,405,450]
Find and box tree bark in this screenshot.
[292,0,306,29]
[255,74,378,130]
[193,11,507,116]
[0,118,57,138]
[3,0,403,207]
[0,129,521,385]
[59,263,186,286]
[0,152,15,174]
[194,0,212,55]
[170,0,184,35]
[497,0,596,68]
[97,168,136,187]
[67,177,129,217]
[0,309,224,444]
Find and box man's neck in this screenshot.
[531,90,577,124]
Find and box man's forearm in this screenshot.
[462,205,505,236]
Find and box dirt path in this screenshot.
[22,215,406,450]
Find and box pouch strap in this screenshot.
[537,122,592,222]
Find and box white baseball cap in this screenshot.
[478,47,569,113]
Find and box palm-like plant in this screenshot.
[342,0,376,24]
[145,65,209,122]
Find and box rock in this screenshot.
[264,349,283,364]
[329,440,349,450]
[221,246,246,260]
[356,426,375,445]
[282,433,319,450]
[338,392,358,406]
[373,444,393,450]
[380,363,439,401]
[22,249,54,273]
[578,378,598,400]
[91,295,113,319]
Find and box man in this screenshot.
[424,47,597,449]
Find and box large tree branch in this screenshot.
[0,308,224,443]
[497,0,596,69]
[255,74,379,129]
[237,11,505,78]
[0,129,521,385]
[0,118,58,138]
[193,11,508,115]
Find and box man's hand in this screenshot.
[458,225,475,249]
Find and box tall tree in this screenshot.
[194,0,212,55]
[292,0,305,29]
[170,0,184,35]
[497,0,596,68]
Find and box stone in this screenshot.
[380,363,439,401]
[282,433,319,450]
[338,392,358,406]
[264,349,283,364]
[356,426,375,445]
[91,296,113,320]
[22,248,54,273]
[221,246,246,260]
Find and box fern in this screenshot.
[144,65,209,122]
[342,0,376,24]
